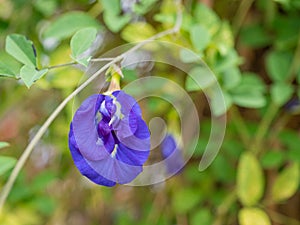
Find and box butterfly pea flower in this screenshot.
[68,90,150,186]
[161,134,184,175]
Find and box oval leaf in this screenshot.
[186,66,216,91]
[172,189,203,214]
[0,156,17,176]
[0,62,17,78]
[5,34,36,67]
[271,82,294,106]
[238,207,271,225]
[70,27,97,66]
[271,162,299,202]
[237,152,265,206]
[20,65,48,88]
[43,11,102,41]
[190,24,211,52]
[121,22,156,42]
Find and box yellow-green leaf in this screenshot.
[121,22,156,42]
[271,162,299,202]
[238,207,271,225]
[237,152,265,206]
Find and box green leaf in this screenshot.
[0,142,10,149]
[185,66,216,91]
[43,11,102,41]
[100,0,121,14]
[237,152,264,206]
[266,50,293,82]
[34,0,57,16]
[20,65,48,88]
[172,188,203,214]
[179,48,201,63]
[230,74,266,108]
[103,13,131,33]
[0,62,17,78]
[133,0,159,15]
[190,24,211,52]
[231,72,266,93]
[222,67,241,89]
[261,151,285,169]
[240,23,272,48]
[5,34,36,67]
[0,156,17,176]
[271,82,293,106]
[238,207,271,225]
[121,22,156,42]
[209,86,232,116]
[231,92,266,108]
[70,27,97,66]
[191,209,212,225]
[271,162,299,202]
[213,21,234,55]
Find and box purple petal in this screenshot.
[72,94,112,161]
[117,118,150,151]
[86,156,143,184]
[116,143,150,166]
[112,90,142,116]
[162,135,184,175]
[69,125,116,186]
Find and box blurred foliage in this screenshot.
[0,0,300,225]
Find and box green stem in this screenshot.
[252,102,279,154]
[232,0,255,36]
[267,209,300,225]
[230,106,250,146]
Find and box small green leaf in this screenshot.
[0,142,10,149]
[237,152,265,206]
[266,50,293,82]
[43,12,102,41]
[231,92,266,108]
[271,82,294,106]
[20,65,48,88]
[121,22,156,42]
[172,188,203,214]
[179,48,201,63]
[0,62,17,78]
[191,209,212,225]
[70,27,97,66]
[190,24,211,52]
[133,0,159,15]
[5,34,36,67]
[240,23,272,48]
[209,86,232,116]
[271,162,299,202]
[0,156,17,176]
[100,0,121,14]
[261,151,285,169]
[103,13,131,33]
[238,207,271,225]
[222,67,241,89]
[185,66,216,91]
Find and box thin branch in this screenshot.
[47,62,77,70]
[232,0,255,36]
[90,58,115,62]
[0,1,183,212]
[230,106,250,146]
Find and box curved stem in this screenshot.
[0,1,183,212]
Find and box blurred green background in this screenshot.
[0,0,299,224]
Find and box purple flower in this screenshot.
[68,90,150,186]
[161,134,184,175]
